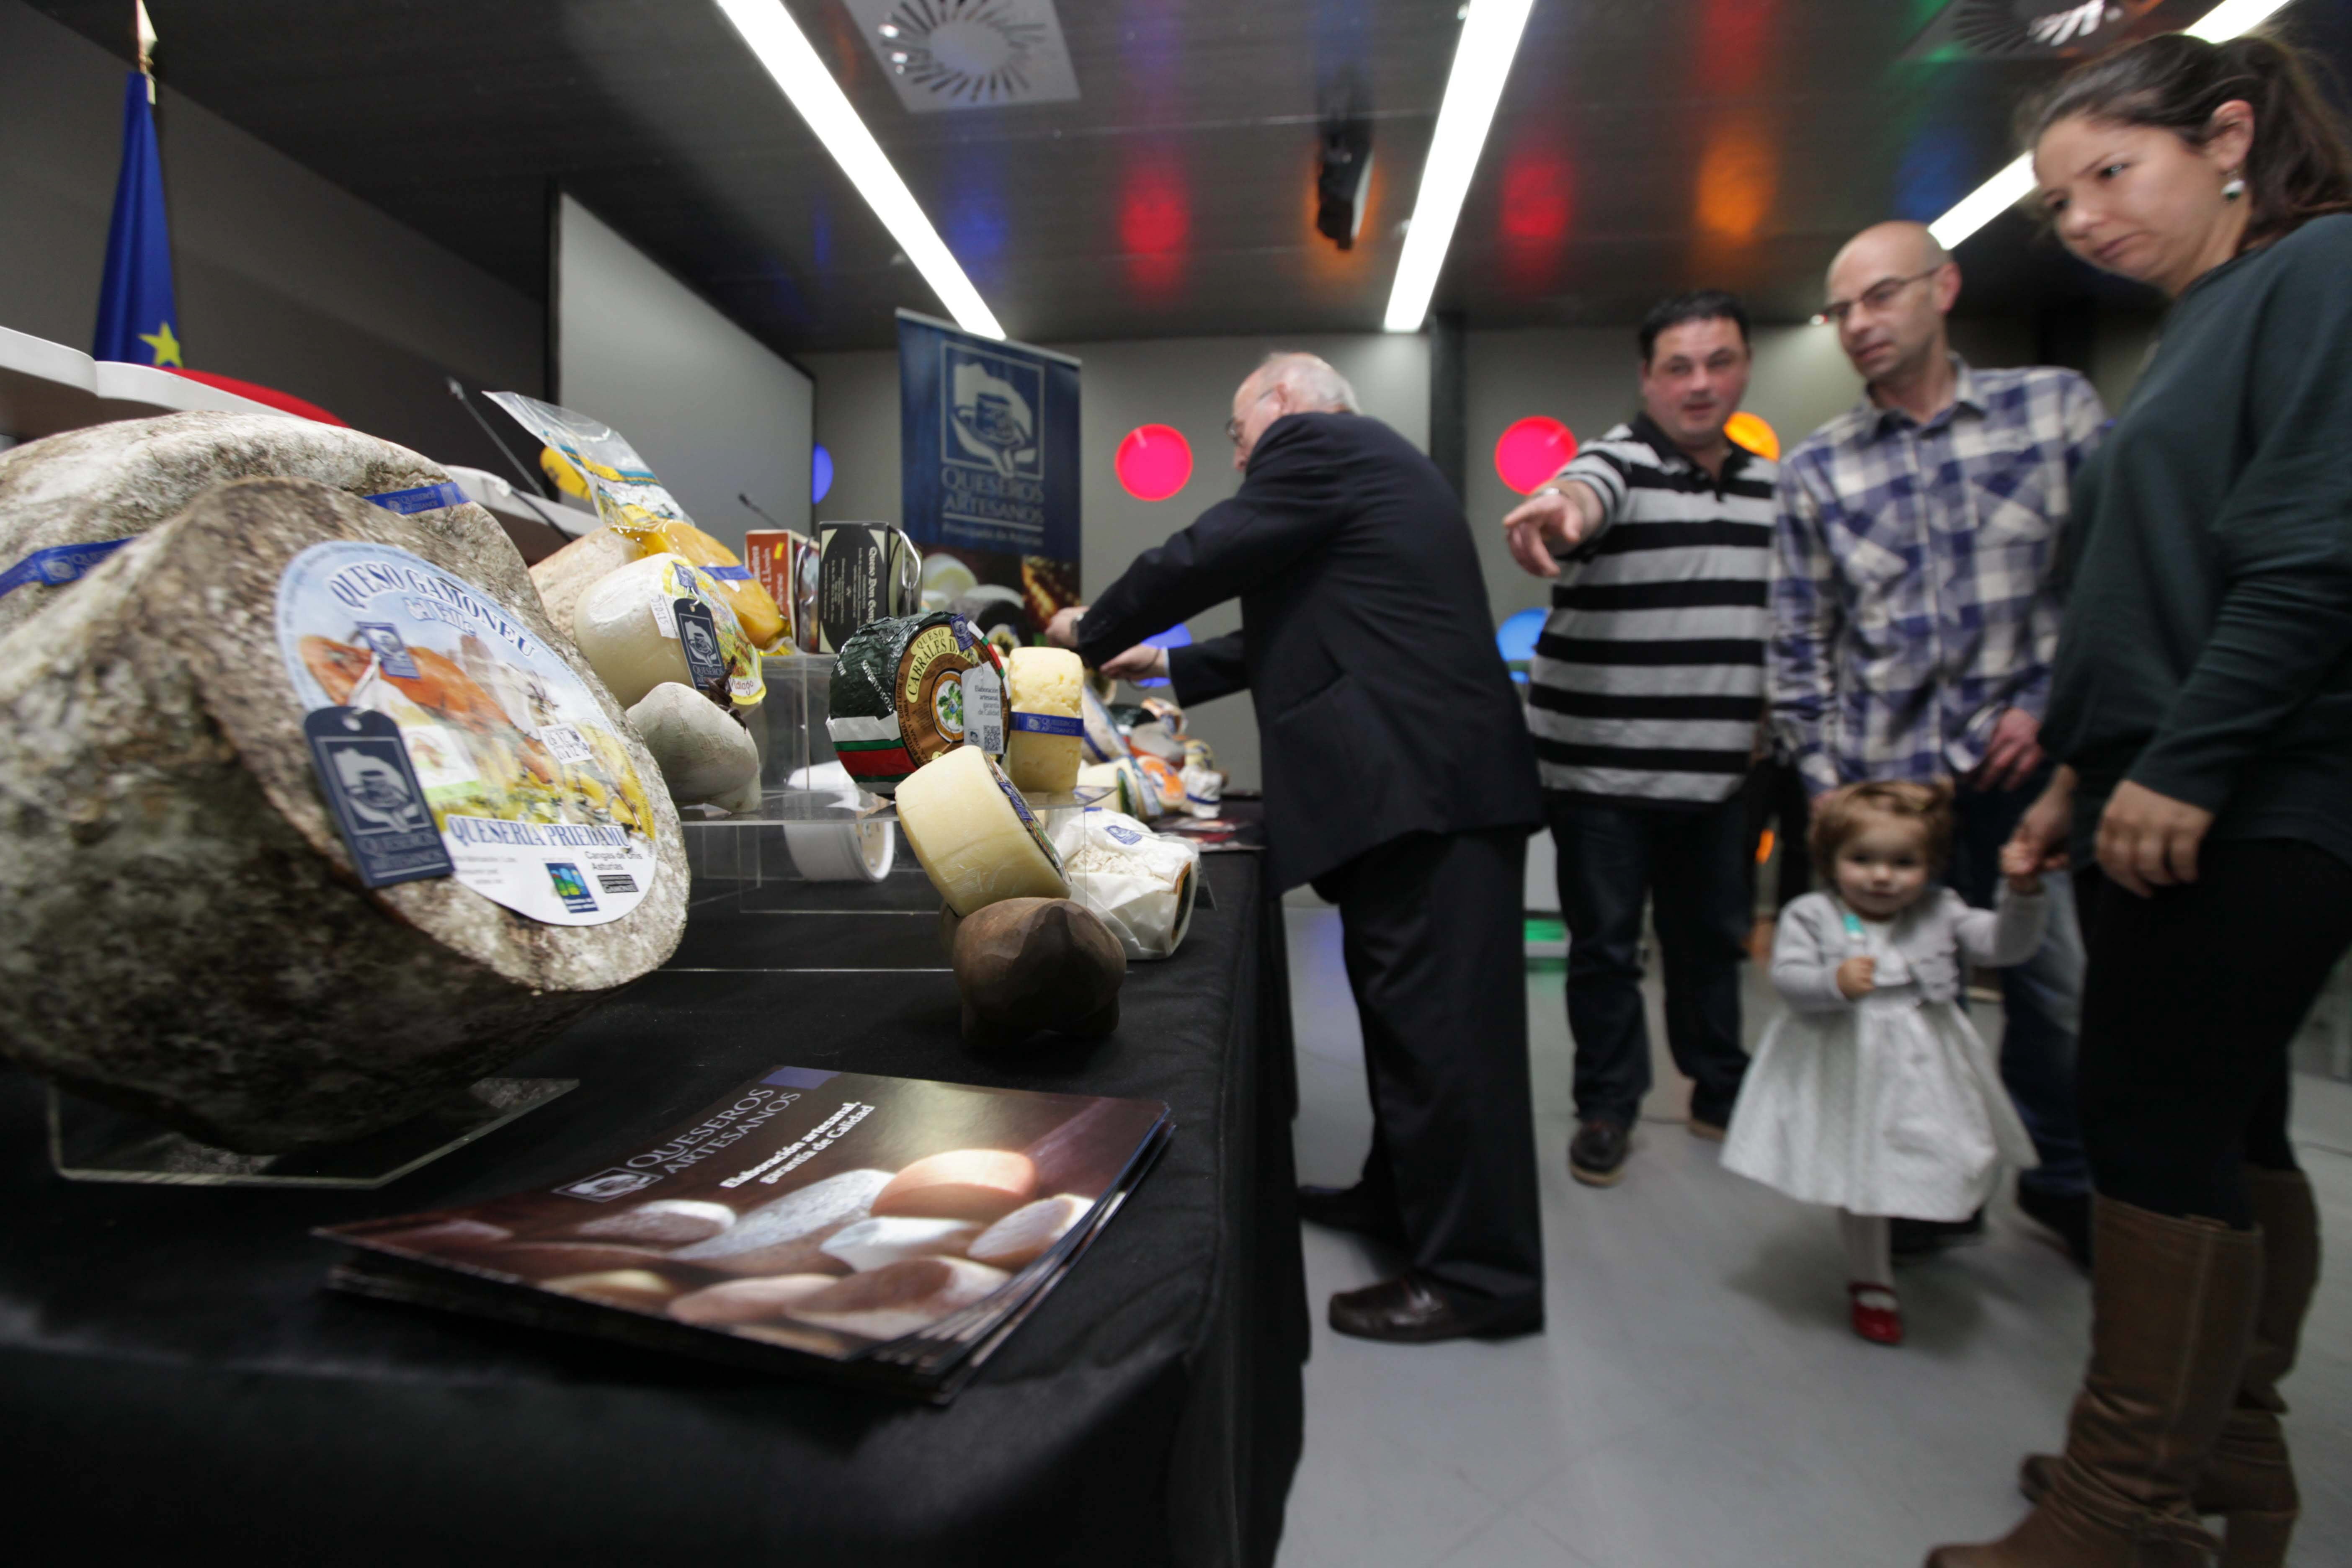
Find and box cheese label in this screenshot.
[986,752,1063,874]
[299,707,459,889]
[0,538,130,598]
[1010,712,1084,737]
[898,619,975,758]
[277,541,662,926]
[674,599,730,697]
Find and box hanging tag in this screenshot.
[350,622,420,679]
[962,663,1005,757]
[302,707,457,888]
[674,598,729,694]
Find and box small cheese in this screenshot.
[871,1148,1039,1222]
[1003,646,1085,794]
[528,526,640,643]
[968,1194,1091,1268]
[895,744,1071,916]
[627,682,760,805]
[818,1216,983,1271]
[572,551,763,710]
[666,1274,839,1327]
[786,1257,1010,1342]
[573,1198,736,1247]
[1078,758,1158,820]
[543,1269,681,1312]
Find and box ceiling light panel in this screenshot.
[1927,0,2302,249]
[715,0,1005,338]
[1385,0,1537,334]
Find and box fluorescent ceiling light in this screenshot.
[1384,0,1536,333]
[714,0,1004,339]
[1927,0,2300,249]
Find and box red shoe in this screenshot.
[1848,1283,1903,1346]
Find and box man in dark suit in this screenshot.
[1045,353,1545,1343]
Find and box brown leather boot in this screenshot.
[2017,1170,2317,1566]
[1924,1197,2261,1567]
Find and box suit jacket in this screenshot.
[1769,886,2047,1014]
[1076,411,1541,889]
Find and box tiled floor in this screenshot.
[1274,903,2352,1568]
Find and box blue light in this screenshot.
[1496,606,1545,683]
[811,444,834,505]
[1133,622,1192,688]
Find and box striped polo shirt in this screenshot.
[1525,413,1777,807]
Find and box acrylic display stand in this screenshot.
[47,1077,577,1189]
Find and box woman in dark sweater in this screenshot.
[1929,32,2352,1568]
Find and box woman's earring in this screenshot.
[2223,173,2246,201]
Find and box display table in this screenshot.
[0,849,1305,1567]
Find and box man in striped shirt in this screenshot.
[1504,291,1777,1188]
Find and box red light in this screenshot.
[1494,417,1578,495]
[1121,159,1189,298]
[1116,425,1193,501]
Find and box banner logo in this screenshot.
[944,343,1043,479]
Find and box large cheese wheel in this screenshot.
[826,612,992,795]
[0,412,534,640]
[1003,646,1085,795]
[895,744,1070,916]
[0,477,687,1151]
[528,525,640,643]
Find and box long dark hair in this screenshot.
[2026,31,2352,250]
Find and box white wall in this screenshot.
[556,194,814,550]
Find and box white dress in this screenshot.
[1721,888,2042,1221]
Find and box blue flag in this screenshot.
[93,71,181,369]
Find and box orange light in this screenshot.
[1695,120,1777,245]
[1725,411,1779,460]
[1756,827,1776,865]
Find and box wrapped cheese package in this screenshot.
[570,552,765,712]
[487,393,788,649]
[1049,808,1201,960]
[1003,645,1085,794]
[1078,681,1127,764]
[895,744,1070,916]
[1077,757,1157,820]
[825,611,1001,795]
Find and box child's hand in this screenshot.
[1999,837,2045,895]
[1836,955,1877,999]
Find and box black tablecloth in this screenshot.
[0,850,1306,1567]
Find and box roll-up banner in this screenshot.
[897,309,1082,650]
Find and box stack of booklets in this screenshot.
[320,1067,1173,1402]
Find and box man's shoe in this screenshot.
[1297,1182,1406,1245]
[1568,1119,1630,1187]
[2015,1181,2094,1269]
[1328,1273,1542,1344]
[1890,1208,1986,1259]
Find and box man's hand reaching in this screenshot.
[1100,644,1168,684]
[1503,483,1604,580]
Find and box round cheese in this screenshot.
[572,552,764,711]
[825,611,992,795]
[783,820,895,881]
[627,682,760,805]
[1003,646,1085,795]
[895,745,1070,916]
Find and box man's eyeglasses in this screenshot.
[1820,267,1942,326]
[1225,386,1279,445]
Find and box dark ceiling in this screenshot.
[34,1,2352,354]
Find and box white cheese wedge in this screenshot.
[894,744,1071,916]
[1003,646,1086,794]
[968,1194,1091,1269]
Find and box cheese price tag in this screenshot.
[301,707,459,889]
[674,598,730,696]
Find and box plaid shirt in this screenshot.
[1772,358,2106,793]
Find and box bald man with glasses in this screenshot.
[1773,220,2108,1264]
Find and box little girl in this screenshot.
[1721,780,2046,1346]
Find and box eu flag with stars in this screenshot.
[93,71,181,369]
